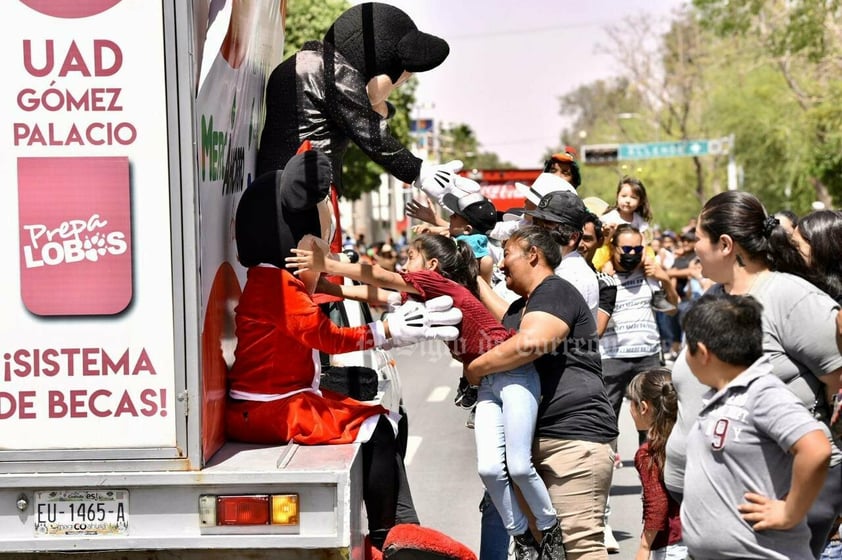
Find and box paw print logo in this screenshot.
[84,234,109,262]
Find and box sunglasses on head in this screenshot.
[617,245,644,254]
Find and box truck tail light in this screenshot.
[271,494,299,525]
[218,495,270,525]
[199,494,299,526]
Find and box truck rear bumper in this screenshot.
[0,442,365,557]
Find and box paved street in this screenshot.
[395,342,644,558]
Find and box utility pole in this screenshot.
[726,133,738,191]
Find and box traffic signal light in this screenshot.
[581,144,619,166]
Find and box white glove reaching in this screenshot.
[415,160,464,206]
[381,295,462,348]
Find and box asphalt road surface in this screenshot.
[394,340,645,559]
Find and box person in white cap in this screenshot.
[485,173,577,242]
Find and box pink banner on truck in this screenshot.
[0,0,175,450]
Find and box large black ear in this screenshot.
[324,2,447,83]
[235,151,333,269]
[279,150,332,259]
[397,30,449,73]
[235,170,284,268]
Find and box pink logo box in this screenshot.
[18,156,133,316]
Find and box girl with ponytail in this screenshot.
[627,368,685,560]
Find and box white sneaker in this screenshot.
[604,524,619,554]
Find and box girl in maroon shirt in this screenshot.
[627,368,686,560]
[288,233,511,364]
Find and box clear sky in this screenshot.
[352,0,687,168]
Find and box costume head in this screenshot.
[324,2,450,83]
[235,150,332,269]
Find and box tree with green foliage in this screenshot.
[693,0,842,209]
[436,123,515,170]
[554,0,842,225]
[282,0,350,60]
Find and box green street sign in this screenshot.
[619,138,726,160]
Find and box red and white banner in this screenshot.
[480,182,526,212]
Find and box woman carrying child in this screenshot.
[287,233,563,560]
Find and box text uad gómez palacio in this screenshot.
[14,39,136,147]
[0,347,168,420]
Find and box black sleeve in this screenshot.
[323,47,422,184]
[596,272,618,316]
[525,276,583,331]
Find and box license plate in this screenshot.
[35,489,129,536]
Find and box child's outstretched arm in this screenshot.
[738,429,830,531]
[287,235,421,295]
[315,277,396,305]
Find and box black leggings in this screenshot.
[361,414,418,546]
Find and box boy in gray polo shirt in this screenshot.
[681,294,831,560]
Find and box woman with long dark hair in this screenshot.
[793,209,842,303]
[664,191,842,557]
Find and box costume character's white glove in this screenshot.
[450,175,482,198]
[415,160,465,206]
[369,295,462,349]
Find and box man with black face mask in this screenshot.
[598,224,679,433]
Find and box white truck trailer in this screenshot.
[0,1,399,558]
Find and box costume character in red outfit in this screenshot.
[228,149,460,549]
[256,2,477,254]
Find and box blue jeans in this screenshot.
[480,438,614,559]
[655,310,681,351]
[479,492,509,560]
[475,364,557,535]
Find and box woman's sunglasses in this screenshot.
[617,245,644,254]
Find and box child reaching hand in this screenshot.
[626,368,686,560]
[287,233,564,559]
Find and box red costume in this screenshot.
[229,149,422,548]
[226,266,389,445]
